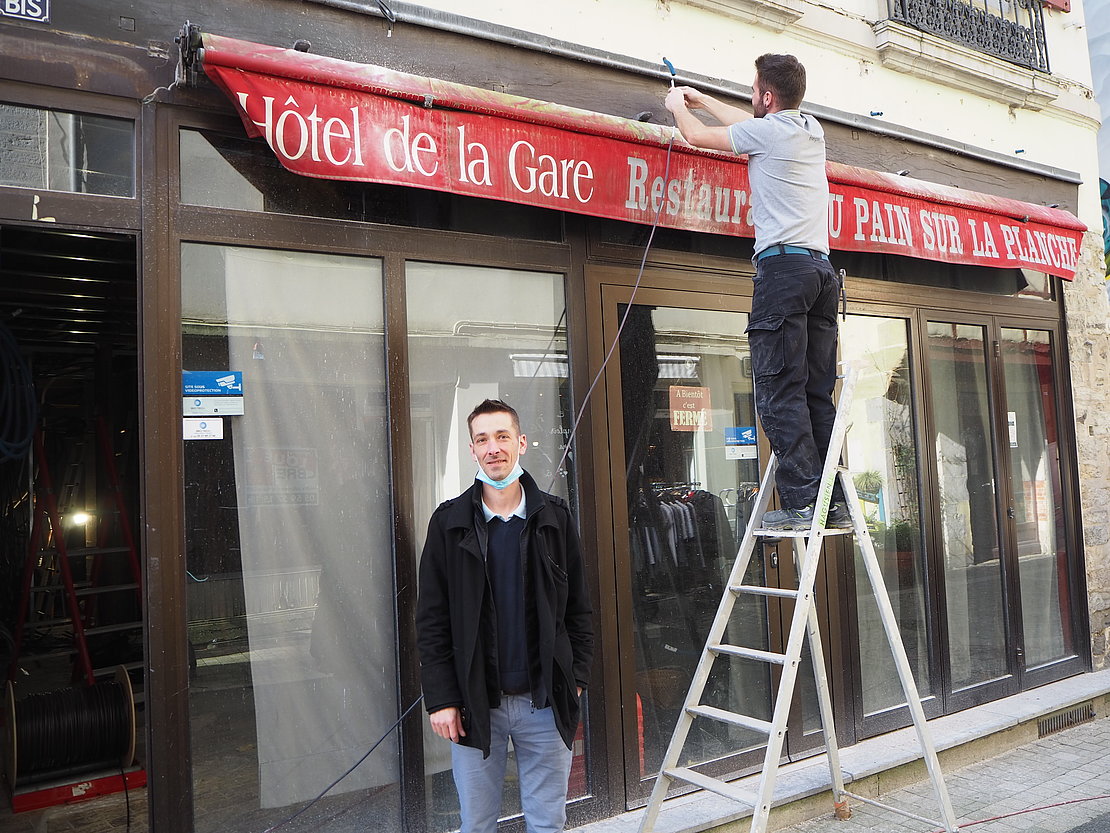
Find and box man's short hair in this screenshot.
[467,399,521,437]
[755,53,806,110]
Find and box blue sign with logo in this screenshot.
[1,0,50,22]
[724,426,757,446]
[183,370,244,396]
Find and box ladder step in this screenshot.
[67,546,132,557]
[93,661,144,677]
[24,617,72,630]
[30,584,71,594]
[686,704,772,735]
[731,584,799,599]
[753,527,852,538]
[664,767,759,807]
[711,644,787,665]
[31,582,137,596]
[76,582,140,596]
[30,647,78,659]
[40,546,131,558]
[84,621,143,636]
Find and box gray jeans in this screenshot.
[450,694,574,833]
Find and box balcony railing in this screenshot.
[887,0,1049,72]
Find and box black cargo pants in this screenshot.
[746,251,842,510]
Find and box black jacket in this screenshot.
[415,471,594,757]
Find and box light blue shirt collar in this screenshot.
[482,491,527,522]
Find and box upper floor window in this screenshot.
[887,0,1049,72]
[0,104,134,197]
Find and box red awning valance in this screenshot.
[198,33,1086,279]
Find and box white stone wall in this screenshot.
[1079,0,1110,669]
[1069,236,1110,669]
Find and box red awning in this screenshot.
[198,33,1086,279]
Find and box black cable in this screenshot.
[260,695,423,833]
[376,0,396,22]
[547,127,677,492]
[0,319,37,463]
[376,0,397,36]
[120,759,133,833]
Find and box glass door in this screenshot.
[998,326,1078,685]
[600,286,825,805]
[181,244,401,833]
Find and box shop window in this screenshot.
[180,244,399,832]
[404,261,580,830]
[614,304,781,775]
[179,128,564,241]
[0,103,133,197]
[840,315,932,717]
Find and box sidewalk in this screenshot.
[775,715,1110,833]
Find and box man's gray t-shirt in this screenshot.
[728,110,829,257]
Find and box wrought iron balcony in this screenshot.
[887,0,1049,73]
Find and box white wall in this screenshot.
[415,0,1103,228]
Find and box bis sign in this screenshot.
[2,0,48,22]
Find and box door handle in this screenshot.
[1007,506,1015,519]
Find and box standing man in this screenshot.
[416,399,594,833]
[665,53,850,531]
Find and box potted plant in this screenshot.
[887,517,919,585]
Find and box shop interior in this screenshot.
[0,223,144,830]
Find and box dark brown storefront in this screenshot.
[0,4,1092,833]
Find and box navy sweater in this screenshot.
[486,514,529,695]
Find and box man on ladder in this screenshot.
[649,56,962,833]
[665,53,849,531]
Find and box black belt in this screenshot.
[755,244,829,262]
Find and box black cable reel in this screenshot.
[5,667,137,789]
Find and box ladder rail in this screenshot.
[796,536,846,806]
[31,431,97,686]
[747,523,827,828]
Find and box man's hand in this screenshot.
[663,87,735,153]
[676,86,711,110]
[429,707,466,743]
[664,86,690,116]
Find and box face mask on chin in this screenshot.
[475,462,524,490]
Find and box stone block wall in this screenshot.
[1066,230,1110,669]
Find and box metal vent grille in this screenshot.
[1038,702,1095,738]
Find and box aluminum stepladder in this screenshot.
[639,365,960,833]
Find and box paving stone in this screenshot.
[772,717,1110,833]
